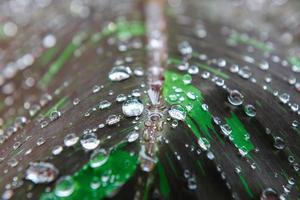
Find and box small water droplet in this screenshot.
[106,114,120,125]
[244,104,256,117]
[273,136,285,150]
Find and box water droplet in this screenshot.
[198,138,210,151]
[178,41,192,55]
[220,124,232,136]
[88,148,109,168]
[54,176,75,197]
[108,66,132,81]
[238,66,252,79]
[182,74,192,85]
[278,93,290,104]
[273,136,285,150]
[106,114,120,125]
[134,67,144,76]
[52,145,63,155]
[127,131,139,142]
[260,188,279,200]
[244,104,256,117]
[98,100,111,109]
[228,90,244,106]
[49,110,61,121]
[36,137,46,146]
[122,99,144,117]
[188,65,199,74]
[116,94,127,102]
[80,132,100,150]
[168,105,186,121]
[25,162,58,184]
[64,133,79,147]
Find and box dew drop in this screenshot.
[273,136,285,150]
[127,131,139,142]
[244,104,256,117]
[89,149,109,168]
[80,132,100,150]
[108,66,132,81]
[64,133,79,147]
[54,176,75,197]
[168,105,186,121]
[106,114,120,125]
[228,90,244,106]
[122,99,144,117]
[25,162,58,184]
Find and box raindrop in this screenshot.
[54,176,75,197]
[36,137,46,146]
[260,188,279,200]
[244,104,256,117]
[64,133,79,147]
[228,90,244,106]
[106,114,120,125]
[80,132,100,150]
[49,110,61,121]
[134,67,144,76]
[182,74,192,85]
[52,146,63,155]
[108,66,132,81]
[278,93,290,104]
[273,136,285,150]
[116,94,127,102]
[127,131,139,142]
[220,124,232,136]
[168,105,186,121]
[122,99,144,117]
[99,100,111,110]
[89,149,109,168]
[25,162,58,184]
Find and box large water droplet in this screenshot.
[108,66,132,81]
[80,132,100,150]
[89,149,109,168]
[64,133,79,147]
[122,99,144,117]
[228,90,244,106]
[25,162,58,184]
[54,176,75,197]
[168,105,186,121]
